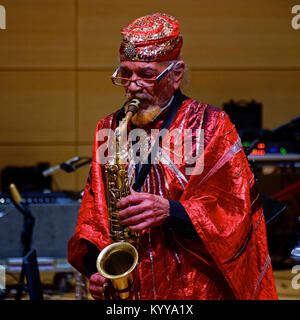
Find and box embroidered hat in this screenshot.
[120,13,183,62]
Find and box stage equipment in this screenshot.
[223,100,300,155]
[0,192,80,259]
[244,115,300,157]
[238,116,297,226]
[1,162,51,193]
[223,99,263,143]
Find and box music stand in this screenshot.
[23,249,43,300]
[9,183,35,299]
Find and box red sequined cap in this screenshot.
[120,13,183,62]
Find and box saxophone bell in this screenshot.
[96,242,139,300]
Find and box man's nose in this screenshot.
[127,76,142,93]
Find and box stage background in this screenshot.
[0,0,299,192]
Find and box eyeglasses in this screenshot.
[111,62,175,87]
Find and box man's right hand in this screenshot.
[89,273,108,300]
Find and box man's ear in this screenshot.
[172,61,185,90]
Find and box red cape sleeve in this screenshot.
[179,111,277,299]
[68,119,112,276]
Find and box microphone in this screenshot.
[42,156,80,176]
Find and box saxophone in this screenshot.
[96,99,141,300]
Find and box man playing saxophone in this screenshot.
[68,13,277,300]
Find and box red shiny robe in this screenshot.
[68,98,278,300]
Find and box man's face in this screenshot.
[119,61,176,126]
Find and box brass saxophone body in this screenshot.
[96,99,140,300]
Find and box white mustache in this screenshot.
[126,93,149,101]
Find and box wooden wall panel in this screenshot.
[0,0,75,68]
[184,70,300,130]
[77,0,300,68]
[0,145,77,191]
[78,71,124,143]
[0,71,76,143]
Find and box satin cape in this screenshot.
[68,98,278,300]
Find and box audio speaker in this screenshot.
[0,203,80,259]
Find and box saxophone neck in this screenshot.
[115,98,141,148]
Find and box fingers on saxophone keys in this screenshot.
[119,210,152,227]
[117,194,145,209]
[118,203,147,219]
[128,219,152,232]
[118,206,135,219]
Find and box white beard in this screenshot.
[131,104,161,127]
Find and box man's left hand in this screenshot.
[117,189,170,232]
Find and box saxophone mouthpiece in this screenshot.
[127,99,141,116]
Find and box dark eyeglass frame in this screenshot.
[111,62,175,87]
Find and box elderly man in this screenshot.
[68,13,278,300]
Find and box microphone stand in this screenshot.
[60,158,92,173]
[42,156,91,176]
[9,184,35,300]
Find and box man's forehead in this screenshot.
[119,61,164,71]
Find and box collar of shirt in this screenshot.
[150,95,175,123]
